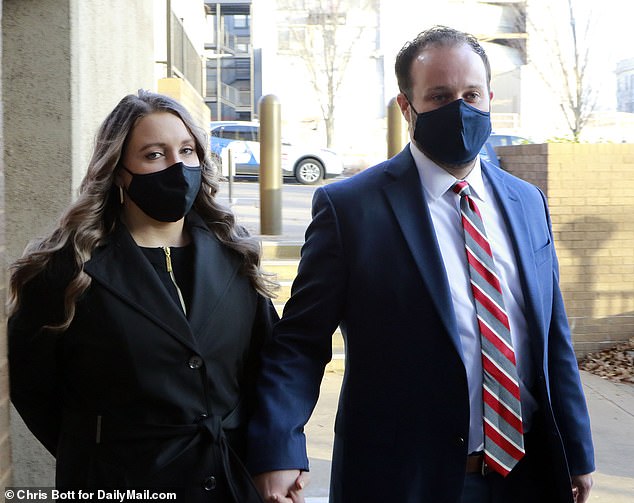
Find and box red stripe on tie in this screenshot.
[466,248,502,292]
[483,453,511,477]
[484,421,525,460]
[482,355,521,401]
[478,319,517,365]
[471,282,510,330]
[462,215,493,257]
[483,387,524,433]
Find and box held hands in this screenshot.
[254,469,309,503]
[571,473,593,503]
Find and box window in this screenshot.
[234,15,249,28]
[222,125,258,141]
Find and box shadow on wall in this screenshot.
[556,216,634,353]
[557,216,617,317]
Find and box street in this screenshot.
[216,178,340,242]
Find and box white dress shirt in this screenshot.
[409,143,537,454]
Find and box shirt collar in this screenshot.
[409,142,486,203]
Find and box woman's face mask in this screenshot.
[121,162,202,222]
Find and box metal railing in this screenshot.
[171,13,204,95]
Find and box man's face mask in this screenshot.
[410,98,492,166]
[121,161,202,222]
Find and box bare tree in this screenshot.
[278,0,376,148]
[526,0,598,141]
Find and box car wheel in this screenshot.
[295,158,324,185]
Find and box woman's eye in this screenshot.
[146,151,163,160]
[182,147,195,155]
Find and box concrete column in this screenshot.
[0,0,12,488]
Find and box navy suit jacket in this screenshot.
[248,147,594,502]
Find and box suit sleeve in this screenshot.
[548,278,595,476]
[540,190,595,476]
[247,187,347,474]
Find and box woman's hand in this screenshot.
[254,469,309,503]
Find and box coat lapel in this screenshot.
[382,148,461,356]
[186,213,242,337]
[84,222,198,351]
[481,161,546,346]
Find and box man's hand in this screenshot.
[254,469,308,503]
[571,473,593,503]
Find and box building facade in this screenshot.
[617,57,634,114]
[256,0,527,164]
[205,0,259,121]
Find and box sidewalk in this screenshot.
[303,370,634,502]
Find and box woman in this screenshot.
[8,91,278,501]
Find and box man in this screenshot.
[248,26,594,503]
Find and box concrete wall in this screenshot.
[3,0,154,485]
[498,143,634,356]
[0,0,12,488]
[73,1,155,198]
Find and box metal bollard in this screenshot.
[387,97,407,159]
[258,95,282,235]
[227,147,236,205]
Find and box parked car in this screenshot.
[209,121,344,184]
[480,133,531,166]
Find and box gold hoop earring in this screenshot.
[119,186,124,205]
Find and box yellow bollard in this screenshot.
[387,97,407,159]
[259,95,282,235]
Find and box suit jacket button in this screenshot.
[188,355,203,369]
[203,475,217,491]
[456,436,465,446]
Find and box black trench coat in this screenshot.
[9,213,273,502]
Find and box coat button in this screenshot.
[188,355,203,369]
[197,413,209,422]
[203,475,217,491]
[456,436,465,446]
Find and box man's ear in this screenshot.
[396,93,412,119]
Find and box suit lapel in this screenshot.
[481,162,546,344]
[186,214,242,337]
[84,223,198,351]
[382,148,461,355]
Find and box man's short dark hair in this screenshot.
[395,25,491,100]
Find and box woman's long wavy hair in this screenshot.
[8,90,276,331]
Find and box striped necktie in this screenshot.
[452,180,525,477]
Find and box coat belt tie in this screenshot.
[93,403,263,503]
